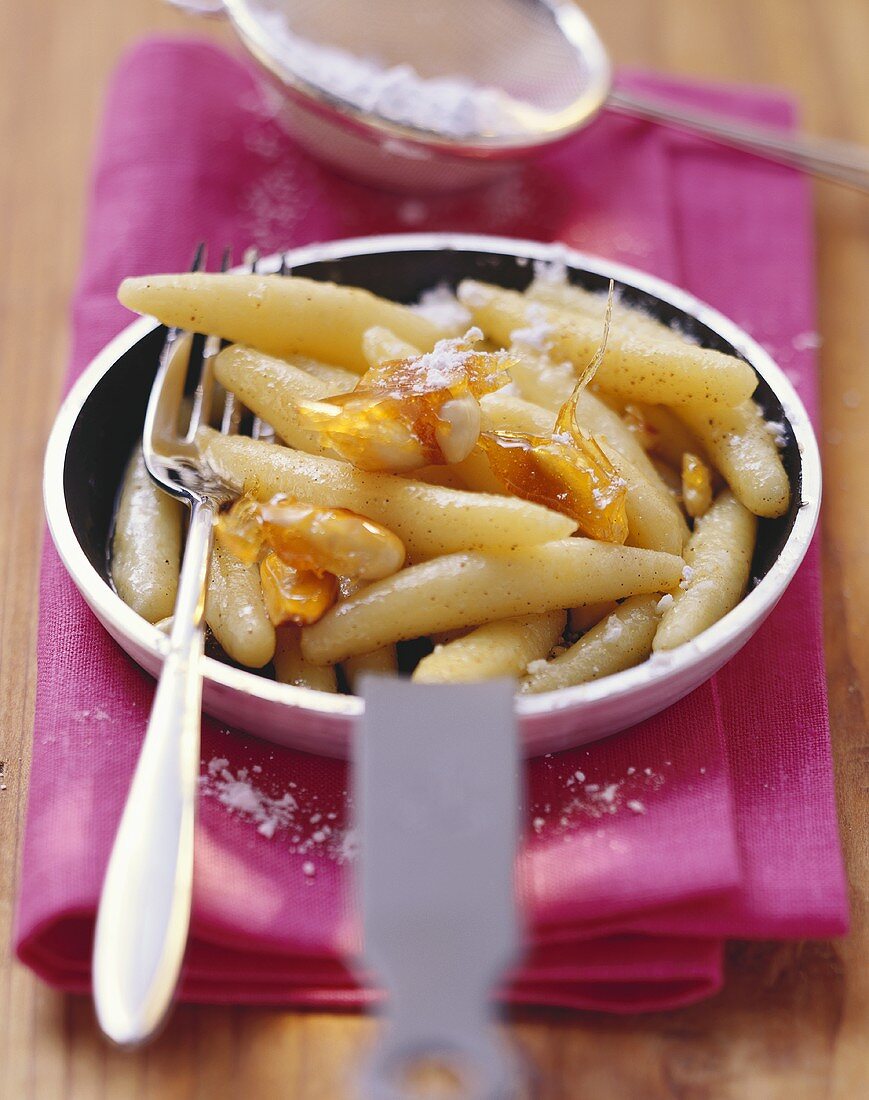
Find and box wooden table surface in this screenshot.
[1,0,867,1096]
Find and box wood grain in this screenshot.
[1,0,867,1096]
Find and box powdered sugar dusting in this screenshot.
[200,757,357,865]
[398,199,428,226]
[764,419,788,448]
[511,316,556,354]
[257,12,538,138]
[792,330,822,351]
[71,707,111,722]
[235,86,317,251]
[509,300,559,354]
[530,759,682,836]
[408,328,508,392]
[411,283,472,334]
[532,257,568,286]
[600,616,624,643]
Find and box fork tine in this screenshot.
[175,244,276,444]
[219,389,243,436]
[191,241,207,272]
[278,252,289,277]
[219,250,261,436]
[186,247,231,443]
[243,248,276,442]
[161,244,207,349]
[251,418,276,443]
[150,244,210,451]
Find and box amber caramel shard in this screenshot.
[259,552,339,627]
[215,494,405,582]
[477,431,628,543]
[474,284,629,543]
[292,331,513,472]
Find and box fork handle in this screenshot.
[93,501,214,1047]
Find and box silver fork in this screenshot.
[93,245,238,1046]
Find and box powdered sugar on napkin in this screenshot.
[200,754,358,860]
[530,759,674,835]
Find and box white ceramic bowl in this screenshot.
[43,234,820,757]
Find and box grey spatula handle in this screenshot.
[357,677,523,1099]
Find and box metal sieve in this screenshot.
[171,0,869,192]
[171,0,611,190]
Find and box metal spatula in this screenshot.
[356,676,523,1099]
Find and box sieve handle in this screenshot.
[608,87,869,193]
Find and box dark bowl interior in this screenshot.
[63,247,801,603]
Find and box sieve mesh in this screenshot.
[232,0,607,138]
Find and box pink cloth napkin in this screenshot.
[16,37,847,1013]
